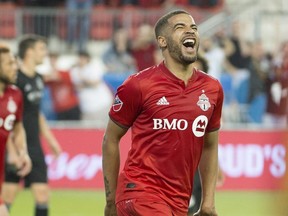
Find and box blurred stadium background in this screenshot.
[0,0,288,215]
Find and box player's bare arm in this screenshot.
[195,130,219,216]
[39,113,62,157]
[11,121,32,177]
[102,119,128,216]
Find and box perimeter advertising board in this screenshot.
[42,129,287,190]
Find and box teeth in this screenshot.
[183,39,195,44]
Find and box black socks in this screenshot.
[35,203,48,216]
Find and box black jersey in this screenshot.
[5,70,48,185]
[16,70,44,152]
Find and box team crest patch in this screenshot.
[7,97,17,113]
[197,91,211,111]
[112,95,123,112]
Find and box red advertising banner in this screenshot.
[42,128,287,190]
[42,129,131,189]
[218,130,287,190]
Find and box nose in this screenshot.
[185,27,196,35]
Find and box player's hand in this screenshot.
[104,201,117,216]
[17,153,32,177]
[193,207,218,216]
[7,151,22,169]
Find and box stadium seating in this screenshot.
[90,8,113,40]
[0,3,16,38]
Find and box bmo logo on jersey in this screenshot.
[153,115,208,137]
[0,114,16,131]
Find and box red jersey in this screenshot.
[45,71,79,112]
[0,85,23,187]
[0,85,23,146]
[109,62,224,215]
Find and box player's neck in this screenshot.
[21,60,37,77]
[164,60,194,85]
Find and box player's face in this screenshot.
[0,52,18,84]
[165,13,199,65]
[32,41,48,65]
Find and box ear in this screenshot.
[157,36,167,49]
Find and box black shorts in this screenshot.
[5,149,48,187]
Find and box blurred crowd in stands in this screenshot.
[0,0,287,128]
[36,19,288,128]
[0,0,223,52]
[0,0,222,8]
[201,23,288,128]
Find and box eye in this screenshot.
[192,26,198,31]
[174,24,185,30]
[175,26,183,30]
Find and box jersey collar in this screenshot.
[158,61,198,84]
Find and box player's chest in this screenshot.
[22,77,44,104]
[142,85,216,120]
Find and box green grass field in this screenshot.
[9,189,288,216]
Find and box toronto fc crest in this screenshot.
[197,92,211,111]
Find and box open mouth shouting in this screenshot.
[182,38,196,53]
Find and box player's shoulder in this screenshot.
[35,72,44,81]
[5,84,23,99]
[119,65,159,93]
[6,84,21,93]
[196,69,221,85]
[17,70,43,80]
[129,64,160,81]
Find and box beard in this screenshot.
[166,37,199,65]
[180,52,198,65]
[0,74,14,85]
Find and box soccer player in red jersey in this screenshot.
[0,45,32,216]
[102,10,223,216]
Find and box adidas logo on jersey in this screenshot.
[156,96,169,105]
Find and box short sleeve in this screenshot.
[109,75,142,128]
[206,81,224,132]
